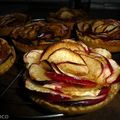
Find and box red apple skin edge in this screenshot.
[46,72,97,88]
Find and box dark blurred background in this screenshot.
[0,0,120,19]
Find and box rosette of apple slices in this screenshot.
[23,39,120,115]
[76,19,120,52]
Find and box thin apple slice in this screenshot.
[48,48,85,65]
[95,24,108,33]
[40,39,86,61]
[23,50,43,68]
[29,61,51,81]
[105,24,118,33]
[90,52,107,65]
[57,62,88,77]
[92,20,104,32]
[97,65,111,85]
[106,59,120,84]
[89,52,112,84]
[25,79,53,93]
[79,41,90,53]
[46,72,97,88]
[97,57,113,85]
[50,62,62,74]
[91,48,112,59]
[80,54,103,81]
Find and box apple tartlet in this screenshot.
[0,38,16,75]
[76,19,120,52]
[48,7,87,32]
[23,39,120,115]
[0,12,30,37]
[12,20,71,53]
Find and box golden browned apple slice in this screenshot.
[95,24,108,33]
[48,48,85,65]
[92,20,104,32]
[90,52,108,66]
[90,53,112,85]
[105,24,118,33]
[91,48,111,59]
[80,54,103,82]
[40,39,86,61]
[57,62,88,77]
[29,61,51,81]
[23,50,43,68]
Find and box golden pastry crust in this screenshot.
[76,19,120,52]
[0,38,16,75]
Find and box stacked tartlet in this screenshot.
[0,38,16,75]
[12,20,71,52]
[0,12,30,37]
[23,39,120,115]
[76,19,120,52]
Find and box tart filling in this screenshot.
[23,39,120,107]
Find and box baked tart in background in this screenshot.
[23,39,120,115]
[0,38,16,75]
[76,19,120,52]
[0,12,30,37]
[12,20,71,53]
[47,7,88,34]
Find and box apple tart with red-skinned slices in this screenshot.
[76,19,120,52]
[0,38,16,75]
[12,20,71,53]
[23,39,120,115]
